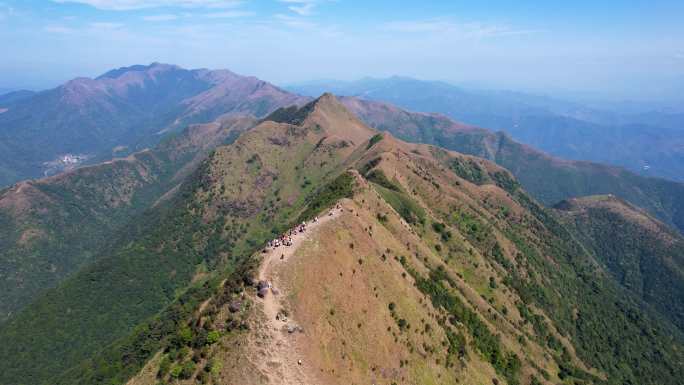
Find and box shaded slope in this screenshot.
[555,195,684,330]
[0,116,257,321]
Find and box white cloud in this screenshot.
[51,0,243,11]
[142,14,179,21]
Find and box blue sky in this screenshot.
[1,0,683,100]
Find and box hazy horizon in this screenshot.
[2,1,683,102]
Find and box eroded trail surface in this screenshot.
[255,207,342,385]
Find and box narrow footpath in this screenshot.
[255,205,343,385]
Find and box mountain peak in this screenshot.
[316,91,337,101]
[264,92,347,125]
[262,92,376,144]
[308,92,355,116]
[96,62,180,80]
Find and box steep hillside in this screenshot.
[342,97,684,235]
[555,195,684,330]
[0,116,257,321]
[15,97,677,385]
[0,63,306,187]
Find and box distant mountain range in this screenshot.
[0,63,306,187]
[2,64,684,237]
[288,77,684,181]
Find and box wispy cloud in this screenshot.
[274,13,317,29]
[51,0,243,11]
[0,2,14,20]
[382,19,537,39]
[142,14,179,21]
[278,0,328,16]
[675,52,684,60]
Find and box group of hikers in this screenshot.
[265,204,344,251]
[268,223,305,249]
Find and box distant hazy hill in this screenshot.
[2,95,681,385]
[289,77,684,181]
[0,63,306,187]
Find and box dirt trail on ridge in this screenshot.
[255,206,342,385]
